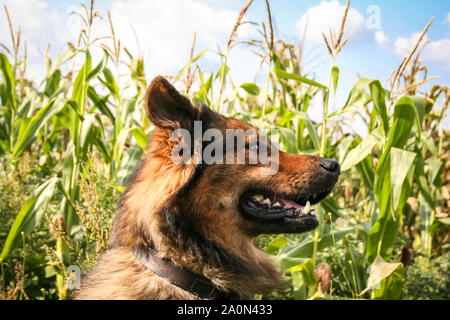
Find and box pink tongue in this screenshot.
[276,198,304,209]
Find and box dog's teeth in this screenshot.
[253,195,264,201]
[273,202,282,207]
[303,201,311,214]
[261,198,271,205]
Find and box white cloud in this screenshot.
[394,32,422,57]
[394,32,450,71]
[423,38,450,68]
[295,0,366,44]
[0,0,68,80]
[374,31,390,47]
[0,0,64,51]
[87,0,254,78]
[0,0,258,83]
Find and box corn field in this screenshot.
[0,0,449,300]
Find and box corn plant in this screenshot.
[0,0,448,300]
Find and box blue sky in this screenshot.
[1,0,449,130]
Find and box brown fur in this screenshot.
[74,76,337,300]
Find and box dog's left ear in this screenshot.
[145,76,201,131]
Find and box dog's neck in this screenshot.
[150,237,284,299]
[132,243,242,299]
[147,203,285,298]
[110,147,285,298]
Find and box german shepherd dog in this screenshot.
[74,76,340,300]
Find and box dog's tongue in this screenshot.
[275,198,304,209]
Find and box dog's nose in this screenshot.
[320,158,340,174]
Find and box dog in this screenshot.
[73,76,340,300]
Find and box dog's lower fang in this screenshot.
[303,201,311,214]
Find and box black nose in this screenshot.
[320,158,340,174]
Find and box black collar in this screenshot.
[132,244,241,300]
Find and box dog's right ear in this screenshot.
[145,76,201,131]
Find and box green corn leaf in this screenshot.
[71,51,92,114]
[359,256,404,299]
[337,136,353,164]
[265,236,288,255]
[80,113,95,154]
[289,259,316,287]
[388,97,416,148]
[0,198,35,260]
[91,121,111,163]
[70,51,92,156]
[86,49,109,82]
[409,96,425,136]
[16,91,38,118]
[278,228,353,260]
[41,49,75,84]
[114,127,132,164]
[369,80,389,137]
[101,68,120,101]
[372,265,404,300]
[87,86,114,121]
[293,111,320,150]
[131,127,149,151]
[240,83,261,96]
[331,66,339,97]
[414,152,435,209]
[65,100,84,121]
[329,78,389,130]
[44,70,61,97]
[390,148,416,212]
[329,77,373,118]
[427,159,444,187]
[117,143,144,187]
[341,127,383,171]
[274,68,327,89]
[120,97,137,129]
[367,161,414,263]
[276,256,307,274]
[367,97,416,263]
[16,117,31,145]
[12,98,66,157]
[195,71,213,105]
[174,49,208,82]
[0,177,58,260]
[344,238,365,293]
[321,197,352,218]
[420,132,439,158]
[344,78,373,106]
[374,96,416,197]
[0,53,16,109]
[279,127,298,154]
[356,155,375,190]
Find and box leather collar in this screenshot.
[132,244,241,300]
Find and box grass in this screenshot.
[0,0,448,300]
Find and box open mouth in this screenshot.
[239,189,332,233]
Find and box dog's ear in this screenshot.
[145,76,201,131]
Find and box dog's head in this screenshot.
[143,76,339,236]
[112,76,339,275]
